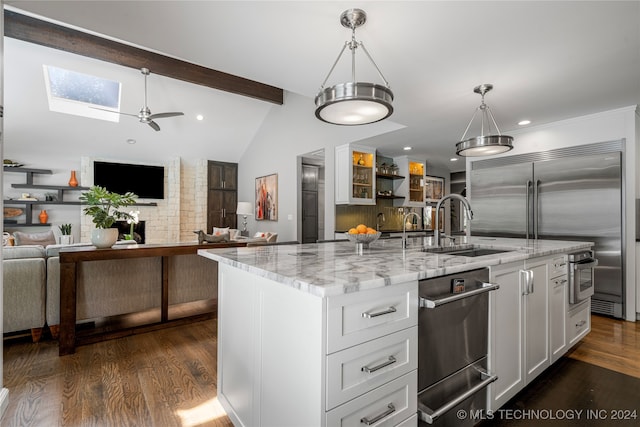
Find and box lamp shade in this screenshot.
[237,202,253,216]
[456,135,514,157]
[315,82,394,125]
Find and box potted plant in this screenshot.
[58,223,73,245]
[79,186,137,248]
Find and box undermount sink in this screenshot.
[422,245,511,257]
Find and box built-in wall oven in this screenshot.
[568,250,598,305]
[417,268,499,425]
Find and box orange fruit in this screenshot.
[366,228,377,234]
[356,224,368,234]
[348,228,358,234]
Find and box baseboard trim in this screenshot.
[0,387,10,419]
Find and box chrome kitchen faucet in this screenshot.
[434,194,473,247]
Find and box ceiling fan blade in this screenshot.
[147,120,161,131]
[148,112,184,120]
[89,106,139,117]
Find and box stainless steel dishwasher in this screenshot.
[417,268,499,425]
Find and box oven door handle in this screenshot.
[419,282,499,309]
[573,259,598,270]
[418,370,498,424]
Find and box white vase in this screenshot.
[59,235,73,245]
[91,228,118,249]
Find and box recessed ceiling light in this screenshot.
[450,158,458,162]
[126,138,136,144]
[196,114,204,121]
[518,120,531,126]
[403,146,412,151]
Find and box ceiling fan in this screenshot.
[96,68,184,131]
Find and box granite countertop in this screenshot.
[198,236,592,298]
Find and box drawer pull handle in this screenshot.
[360,403,395,425]
[361,356,397,374]
[362,306,396,318]
[576,320,586,328]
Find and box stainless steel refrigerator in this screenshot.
[469,140,624,318]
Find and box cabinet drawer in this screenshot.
[550,256,568,279]
[550,275,568,289]
[395,413,418,427]
[327,327,417,410]
[326,371,417,427]
[327,282,418,354]
[568,299,591,346]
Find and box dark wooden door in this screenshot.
[301,165,319,243]
[207,161,238,231]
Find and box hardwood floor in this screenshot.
[566,314,640,379]
[2,319,232,427]
[1,314,638,426]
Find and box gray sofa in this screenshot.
[3,245,47,341]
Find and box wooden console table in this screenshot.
[58,241,246,356]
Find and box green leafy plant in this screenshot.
[79,186,137,229]
[58,223,72,235]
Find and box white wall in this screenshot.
[237,91,403,242]
[466,105,638,321]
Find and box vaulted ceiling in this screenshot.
[5,1,640,171]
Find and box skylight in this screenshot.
[43,65,122,122]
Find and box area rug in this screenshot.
[478,357,640,426]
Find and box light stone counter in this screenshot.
[198,236,592,298]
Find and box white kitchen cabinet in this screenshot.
[488,260,525,411]
[335,143,376,205]
[567,298,591,347]
[549,256,568,363]
[488,256,551,411]
[392,156,425,207]
[217,263,418,427]
[523,256,551,382]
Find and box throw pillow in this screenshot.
[13,230,56,247]
[213,227,230,236]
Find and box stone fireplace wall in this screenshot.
[80,157,208,244]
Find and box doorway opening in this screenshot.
[297,149,325,243]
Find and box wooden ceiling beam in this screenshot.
[4,10,284,105]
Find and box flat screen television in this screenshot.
[93,161,165,199]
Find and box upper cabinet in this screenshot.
[208,161,237,190]
[335,144,376,205]
[392,156,425,207]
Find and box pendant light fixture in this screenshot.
[315,8,394,126]
[456,84,514,157]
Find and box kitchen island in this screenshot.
[199,237,592,427]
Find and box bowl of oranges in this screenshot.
[345,224,382,247]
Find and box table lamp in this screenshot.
[236,202,253,237]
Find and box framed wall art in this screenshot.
[255,173,278,221]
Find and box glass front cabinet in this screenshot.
[335,143,376,205]
[393,156,426,207]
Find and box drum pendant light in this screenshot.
[456,84,514,157]
[315,9,394,126]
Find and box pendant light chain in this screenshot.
[350,27,357,82]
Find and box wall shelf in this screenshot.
[3,166,157,227]
[376,173,405,180]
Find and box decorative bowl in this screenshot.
[344,232,382,247]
